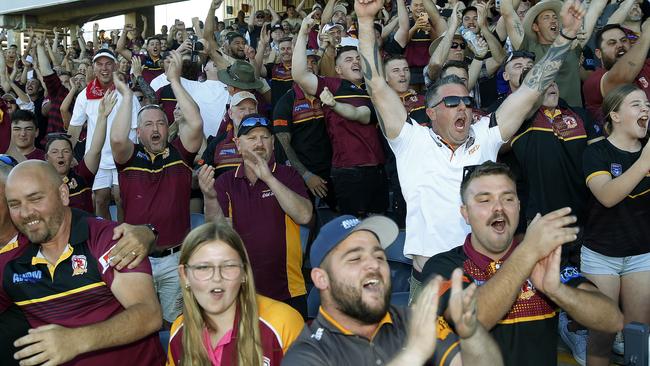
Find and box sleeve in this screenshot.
[273,91,294,134]
[314,76,341,99]
[75,159,96,183]
[69,91,88,127]
[387,117,424,156]
[166,316,184,366]
[215,174,232,218]
[150,74,170,92]
[201,135,218,166]
[43,73,64,99]
[90,219,153,288]
[480,113,507,157]
[172,138,198,166]
[280,166,310,200]
[420,250,471,316]
[281,340,330,366]
[431,316,461,366]
[583,143,611,184]
[114,145,137,171]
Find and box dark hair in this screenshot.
[146,36,162,46]
[58,70,72,77]
[335,45,358,63]
[442,60,469,74]
[45,135,73,153]
[278,37,293,45]
[11,110,36,126]
[595,24,627,50]
[384,54,407,66]
[460,161,517,204]
[425,75,467,108]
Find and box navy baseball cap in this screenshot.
[310,215,399,268]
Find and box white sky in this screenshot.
[82,0,225,37]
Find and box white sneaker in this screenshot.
[559,311,587,366]
[612,331,624,355]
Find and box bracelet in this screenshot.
[302,171,314,182]
[559,29,577,41]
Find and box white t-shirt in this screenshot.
[150,75,229,138]
[69,89,140,170]
[388,115,505,266]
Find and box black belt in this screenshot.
[150,245,182,258]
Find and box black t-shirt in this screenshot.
[421,238,588,366]
[511,102,601,225]
[265,63,293,106]
[272,87,332,176]
[582,139,650,257]
[383,37,405,56]
[0,305,29,366]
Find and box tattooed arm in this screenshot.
[356,0,408,139]
[291,12,320,97]
[495,0,586,141]
[499,0,525,50]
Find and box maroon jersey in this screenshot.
[0,209,165,366]
[0,100,10,154]
[43,73,68,135]
[66,159,96,214]
[25,148,45,160]
[116,139,196,248]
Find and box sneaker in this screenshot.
[559,311,587,366]
[612,331,624,355]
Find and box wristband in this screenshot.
[559,29,577,41]
[302,171,314,182]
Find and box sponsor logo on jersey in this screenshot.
[13,270,43,284]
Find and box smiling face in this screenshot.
[279,40,293,64]
[461,174,520,259]
[147,38,162,58]
[228,37,247,59]
[335,49,362,83]
[93,57,116,86]
[137,108,169,154]
[385,58,410,94]
[597,28,631,70]
[46,139,73,176]
[25,79,42,97]
[319,231,391,324]
[610,89,650,140]
[11,120,37,150]
[427,83,473,148]
[180,240,244,318]
[532,10,559,44]
[462,9,479,34]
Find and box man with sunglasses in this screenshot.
[200,113,312,316]
[111,50,204,325]
[420,161,622,366]
[356,0,586,302]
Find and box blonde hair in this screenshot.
[602,84,642,136]
[178,221,263,366]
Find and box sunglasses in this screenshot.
[240,116,270,128]
[256,15,265,19]
[431,95,474,108]
[451,42,467,50]
[47,132,72,140]
[137,104,164,117]
[461,164,479,185]
[0,154,18,167]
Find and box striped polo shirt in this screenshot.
[66,159,95,214]
[166,295,305,366]
[116,139,196,249]
[0,209,165,365]
[215,162,308,301]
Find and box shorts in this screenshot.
[151,251,183,322]
[331,165,388,216]
[92,168,118,190]
[581,245,650,276]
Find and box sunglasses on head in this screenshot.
[137,104,164,117]
[46,132,72,141]
[461,164,479,185]
[451,42,467,50]
[431,95,474,108]
[240,116,270,128]
[0,154,18,167]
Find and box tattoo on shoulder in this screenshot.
[523,41,571,92]
[514,22,524,37]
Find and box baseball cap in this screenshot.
[305,49,321,59]
[310,215,399,268]
[236,113,272,137]
[504,50,536,66]
[322,22,344,33]
[92,49,117,63]
[230,91,258,106]
[271,23,283,32]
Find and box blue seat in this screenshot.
[307,286,321,319]
[300,225,310,254]
[108,205,117,221]
[159,330,170,354]
[190,213,205,229]
[385,232,412,293]
[385,231,411,265]
[390,292,410,307]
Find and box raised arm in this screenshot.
[116,24,134,60]
[110,72,136,164]
[393,0,411,48]
[580,0,607,48]
[77,29,87,57]
[607,0,636,26]
[499,0,525,50]
[427,3,462,82]
[255,24,271,78]
[93,23,100,50]
[601,20,650,97]
[204,0,224,54]
[291,14,320,96]
[296,0,308,17]
[166,51,203,153]
[356,0,408,139]
[247,3,257,31]
[321,0,338,24]
[85,91,117,174]
[477,2,507,74]
[131,57,158,105]
[495,0,585,142]
[36,35,54,77]
[140,15,148,39]
[267,0,281,26]
[423,0,448,37]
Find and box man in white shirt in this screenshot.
[68,50,140,220]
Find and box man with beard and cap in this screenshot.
[356,0,587,302]
[111,50,204,326]
[68,49,141,221]
[282,215,504,366]
[500,0,607,107]
[294,14,388,217]
[199,113,313,316]
[1,161,165,365]
[117,27,164,84]
[421,161,623,366]
[583,23,650,125]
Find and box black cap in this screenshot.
[237,113,273,137]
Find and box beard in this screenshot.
[329,273,391,325]
[20,210,64,244]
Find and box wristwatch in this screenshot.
[143,224,159,243]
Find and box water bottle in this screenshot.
[460,26,480,51]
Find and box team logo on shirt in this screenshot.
[136,151,150,162]
[639,77,649,89]
[611,163,623,177]
[67,177,79,190]
[71,255,88,276]
[519,279,536,300]
[562,115,578,129]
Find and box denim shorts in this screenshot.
[581,246,650,276]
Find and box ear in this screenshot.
[335,64,342,76]
[178,265,188,284]
[311,268,330,290]
[425,107,437,125]
[460,204,470,225]
[594,48,602,62]
[502,69,510,81]
[59,182,70,206]
[234,136,242,152]
[532,22,539,33]
[610,110,620,124]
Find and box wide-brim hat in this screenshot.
[428,32,473,58]
[217,60,264,90]
[522,0,563,41]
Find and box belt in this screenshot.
[150,245,182,258]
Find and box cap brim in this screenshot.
[93,53,116,63]
[522,1,563,42]
[217,69,264,90]
[351,216,399,250]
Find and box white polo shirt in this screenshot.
[389,115,505,267]
[70,89,140,170]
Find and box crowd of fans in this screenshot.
[0,0,648,363]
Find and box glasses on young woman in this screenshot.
[186,263,244,281]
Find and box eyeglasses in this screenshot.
[431,95,474,108]
[451,42,467,50]
[0,154,18,167]
[186,263,244,281]
[240,116,270,128]
[505,51,536,65]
